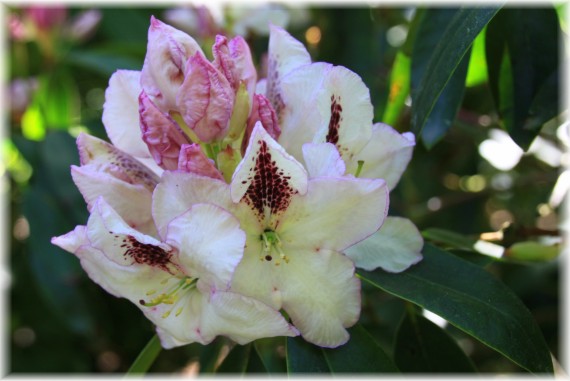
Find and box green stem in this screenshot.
[125,334,162,375]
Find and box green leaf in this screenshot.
[358,244,553,374]
[485,7,561,150]
[422,228,478,250]
[394,308,477,372]
[254,337,287,373]
[216,344,251,374]
[382,51,411,126]
[323,324,399,373]
[246,346,269,373]
[411,7,501,137]
[126,334,162,375]
[35,71,81,130]
[465,29,489,87]
[449,249,496,267]
[66,50,142,76]
[411,8,471,148]
[286,336,330,374]
[287,325,398,374]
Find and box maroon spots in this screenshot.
[121,235,172,271]
[243,140,297,220]
[325,95,343,145]
[267,57,285,122]
[108,148,158,192]
[265,255,273,261]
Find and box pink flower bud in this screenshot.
[177,53,234,143]
[25,6,67,31]
[178,144,225,181]
[139,90,190,170]
[242,94,281,154]
[213,35,257,98]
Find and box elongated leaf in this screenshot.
[323,325,399,373]
[382,51,411,126]
[286,336,329,374]
[411,7,501,136]
[246,346,268,373]
[67,50,141,76]
[126,334,162,374]
[35,71,80,129]
[422,228,477,250]
[287,325,397,374]
[394,309,477,372]
[254,337,287,373]
[358,244,553,374]
[411,8,471,148]
[485,8,561,150]
[216,344,251,374]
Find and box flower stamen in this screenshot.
[259,229,289,266]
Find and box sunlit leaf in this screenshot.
[21,103,46,141]
[465,29,488,87]
[358,244,553,374]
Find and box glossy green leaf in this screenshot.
[358,244,553,374]
[465,29,489,87]
[394,308,477,372]
[485,8,561,150]
[287,325,398,374]
[35,71,80,130]
[216,344,251,374]
[449,249,496,267]
[286,336,329,374]
[67,50,142,76]
[126,334,162,374]
[411,7,501,137]
[323,324,399,373]
[422,228,478,250]
[246,346,269,373]
[411,8,471,148]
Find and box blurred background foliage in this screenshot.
[4,3,566,375]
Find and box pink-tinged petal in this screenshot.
[102,70,150,158]
[279,177,389,252]
[164,203,245,289]
[302,142,346,178]
[200,290,298,345]
[51,225,87,253]
[266,24,311,120]
[87,197,174,269]
[153,171,260,239]
[349,123,415,190]
[139,91,190,170]
[231,123,308,225]
[242,94,281,154]
[345,216,423,272]
[71,166,157,236]
[255,78,267,95]
[280,63,373,163]
[76,133,159,192]
[141,16,203,111]
[178,144,224,181]
[278,248,360,348]
[177,53,235,143]
[213,35,257,98]
[153,171,234,238]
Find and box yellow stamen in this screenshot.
[162,310,171,319]
[175,307,183,317]
[146,289,156,296]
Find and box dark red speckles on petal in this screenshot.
[325,94,343,146]
[122,235,172,272]
[243,140,298,221]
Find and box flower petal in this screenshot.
[344,216,423,272]
[71,166,156,236]
[177,53,234,143]
[152,171,234,239]
[266,24,311,120]
[102,70,150,158]
[141,16,202,111]
[200,290,299,345]
[278,248,360,348]
[139,90,190,170]
[231,123,308,225]
[51,225,87,253]
[213,35,257,98]
[302,142,346,178]
[178,144,224,180]
[280,63,373,163]
[279,177,389,252]
[242,94,281,154]
[164,203,245,289]
[348,123,415,190]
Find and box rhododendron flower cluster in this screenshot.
[52,17,422,349]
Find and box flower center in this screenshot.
[139,276,198,318]
[259,228,289,266]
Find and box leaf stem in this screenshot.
[125,334,162,375]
